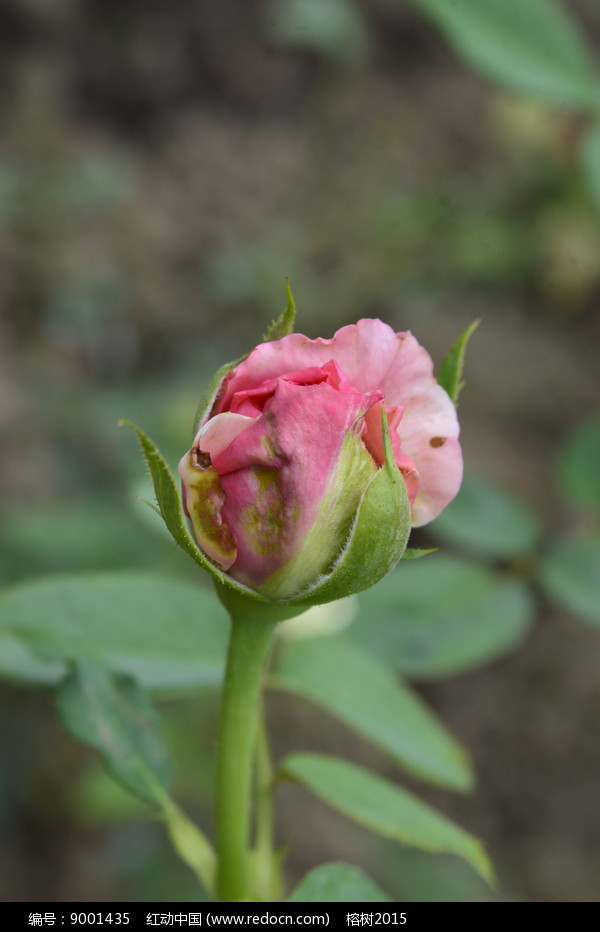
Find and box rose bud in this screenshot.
[178,319,462,602]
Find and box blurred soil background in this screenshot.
[1,0,599,903]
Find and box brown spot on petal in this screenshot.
[191,448,212,470]
[181,449,237,569]
[430,436,447,448]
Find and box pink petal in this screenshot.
[195,412,254,460]
[218,377,381,592]
[405,433,463,527]
[217,319,403,412]
[216,320,462,528]
[384,338,461,525]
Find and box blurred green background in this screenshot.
[1,0,600,903]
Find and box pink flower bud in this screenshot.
[178,319,462,599]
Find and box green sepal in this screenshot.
[192,281,297,437]
[402,548,438,560]
[192,354,247,438]
[287,406,410,607]
[263,278,297,342]
[437,320,479,405]
[120,420,225,583]
[123,409,410,623]
[120,420,263,604]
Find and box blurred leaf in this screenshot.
[0,501,178,584]
[161,797,216,896]
[349,556,534,678]
[72,764,153,824]
[57,659,216,891]
[374,840,492,902]
[56,659,171,808]
[430,472,543,560]
[263,278,297,342]
[402,548,438,560]
[555,414,600,510]
[410,0,599,110]
[159,695,220,800]
[279,753,494,885]
[0,632,64,686]
[437,320,479,405]
[0,573,228,689]
[265,0,371,66]
[288,863,393,902]
[539,533,600,627]
[581,122,600,215]
[270,636,473,792]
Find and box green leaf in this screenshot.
[263,278,297,342]
[72,764,154,824]
[288,863,393,903]
[161,797,216,895]
[410,0,599,111]
[0,501,178,585]
[56,659,216,892]
[437,320,479,405]
[539,533,600,628]
[0,632,64,686]
[56,659,171,808]
[581,124,600,215]
[374,841,492,903]
[554,414,600,511]
[279,753,494,885]
[430,471,542,560]
[270,637,473,792]
[0,572,229,689]
[350,555,534,678]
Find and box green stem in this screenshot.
[215,612,279,902]
[253,702,283,901]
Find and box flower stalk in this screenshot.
[252,701,284,902]
[215,611,279,902]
